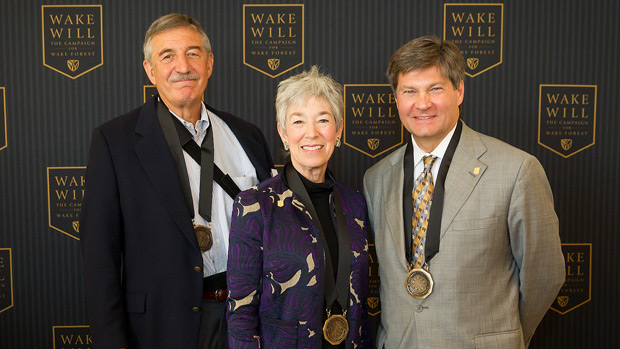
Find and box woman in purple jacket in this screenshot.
[227,66,371,348]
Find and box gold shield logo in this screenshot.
[538,85,596,158]
[243,5,304,78]
[48,167,87,240]
[444,4,504,77]
[344,85,403,158]
[268,59,280,71]
[551,243,592,314]
[561,139,573,151]
[367,297,379,309]
[42,5,103,79]
[67,60,80,72]
[467,58,479,70]
[557,296,569,307]
[367,138,380,150]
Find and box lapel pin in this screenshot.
[473,167,480,175]
[277,200,284,207]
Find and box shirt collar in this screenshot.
[168,102,211,138]
[411,122,458,165]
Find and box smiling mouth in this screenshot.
[301,145,324,151]
[414,115,435,120]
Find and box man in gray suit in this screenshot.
[363,36,565,348]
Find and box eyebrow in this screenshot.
[157,46,204,57]
[400,81,446,89]
[157,48,174,57]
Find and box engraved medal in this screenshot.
[194,224,213,252]
[405,268,434,299]
[323,310,349,345]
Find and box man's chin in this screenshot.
[160,93,203,109]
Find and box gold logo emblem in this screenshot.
[557,296,569,307]
[561,138,573,151]
[243,4,304,78]
[467,58,479,70]
[444,4,504,77]
[267,58,280,71]
[367,138,379,150]
[551,243,592,315]
[42,5,103,79]
[367,297,379,309]
[538,85,597,158]
[67,60,80,72]
[48,167,87,240]
[344,85,403,158]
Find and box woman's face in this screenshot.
[278,96,342,183]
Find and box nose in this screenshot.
[305,121,318,138]
[176,55,191,73]
[415,92,431,110]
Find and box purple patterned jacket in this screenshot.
[227,173,371,348]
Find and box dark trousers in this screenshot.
[197,299,228,349]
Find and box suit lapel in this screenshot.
[441,123,487,238]
[134,97,198,250]
[381,146,409,270]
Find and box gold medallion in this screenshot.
[194,224,213,252]
[405,268,434,299]
[323,313,349,345]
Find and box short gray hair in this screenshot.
[275,66,343,132]
[143,13,212,63]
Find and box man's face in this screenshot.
[143,26,213,110]
[395,66,464,153]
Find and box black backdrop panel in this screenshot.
[1,0,618,347]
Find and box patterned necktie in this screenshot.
[411,155,437,269]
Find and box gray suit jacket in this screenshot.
[363,122,564,349]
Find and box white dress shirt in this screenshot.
[411,123,458,186]
[171,104,258,277]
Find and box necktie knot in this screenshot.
[423,156,437,172]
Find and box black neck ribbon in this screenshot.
[284,164,350,311]
[157,100,240,222]
[404,119,463,265]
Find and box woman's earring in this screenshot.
[283,141,289,151]
[335,137,341,147]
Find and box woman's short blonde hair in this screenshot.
[275,66,343,132]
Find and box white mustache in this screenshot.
[168,73,200,82]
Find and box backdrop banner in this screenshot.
[0,1,618,348]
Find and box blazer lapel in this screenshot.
[381,146,409,271]
[441,123,487,238]
[134,97,198,250]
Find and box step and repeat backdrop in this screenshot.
[1,0,618,347]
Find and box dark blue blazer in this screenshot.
[79,95,274,349]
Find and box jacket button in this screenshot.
[415,305,424,313]
[194,266,202,272]
[192,307,201,313]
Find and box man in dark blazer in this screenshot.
[79,14,274,348]
[363,36,565,348]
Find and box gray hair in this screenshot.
[143,13,212,63]
[275,66,343,132]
